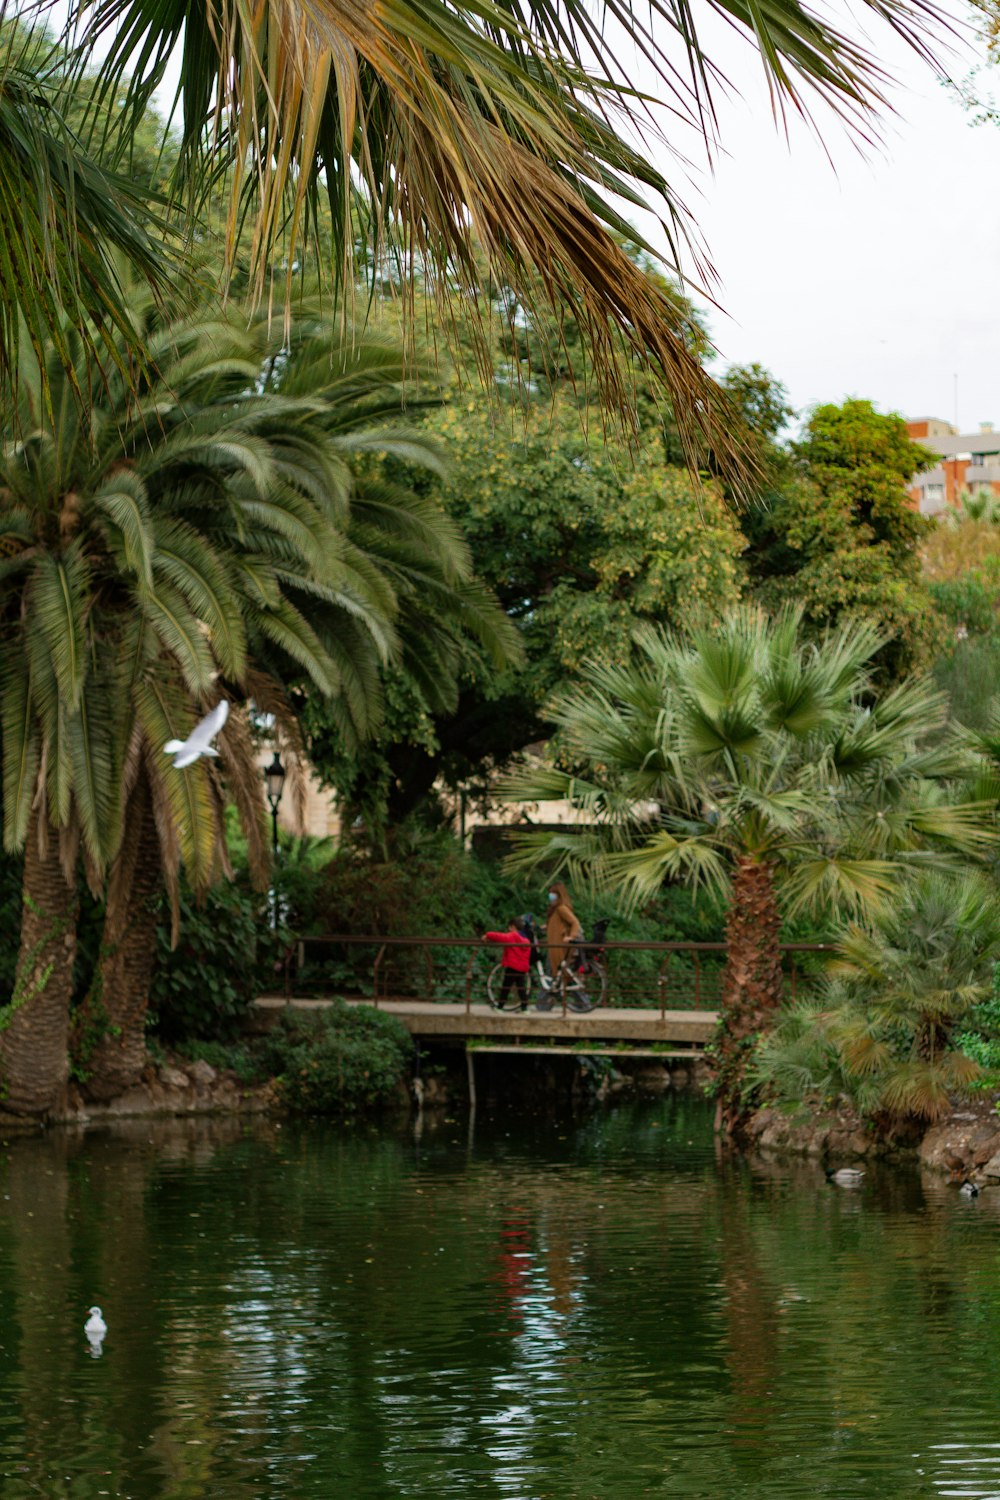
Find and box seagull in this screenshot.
[826,1167,865,1188]
[85,1306,107,1340]
[163,701,229,769]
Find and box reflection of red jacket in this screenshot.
[484,930,530,972]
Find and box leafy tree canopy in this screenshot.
[923,515,1000,727]
[304,383,747,833]
[742,398,943,675]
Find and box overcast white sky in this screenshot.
[623,10,1000,431]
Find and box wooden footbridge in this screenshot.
[255,935,829,1063]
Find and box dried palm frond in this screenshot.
[76,0,946,456]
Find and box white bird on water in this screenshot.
[163,701,229,769]
[85,1306,107,1340]
[826,1167,865,1188]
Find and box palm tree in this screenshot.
[0,25,173,400]
[752,871,1000,1125]
[0,306,362,1111]
[504,607,996,1134]
[81,311,518,1102]
[76,0,947,453]
[0,300,516,1110]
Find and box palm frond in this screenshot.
[0,657,39,851]
[30,542,89,711]
[0,38,173,404]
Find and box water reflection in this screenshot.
[0,1103,999,1497]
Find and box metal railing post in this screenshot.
[658,955,670,1020]
[372,944,386,1008]
[464,950,476,1014]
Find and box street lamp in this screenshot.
[264,750,286,856]
[264,751,285,930]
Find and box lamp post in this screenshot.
[264,751,285,928]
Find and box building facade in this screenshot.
[906,417,1000,514]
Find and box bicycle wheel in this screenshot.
[564,960,607,1013]
[487,964,532,1010]
[534,967,555,1011]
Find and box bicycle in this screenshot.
[486,917,609,1013]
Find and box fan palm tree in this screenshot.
[752,871,1000,1124]
[504,607,996,1134]
[73,0,948,452]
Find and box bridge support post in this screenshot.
[466,1046,477,1109]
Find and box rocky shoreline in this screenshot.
[0,1057,278,1131]
[4,1051,998,1185]
[747,1095,1000,1182]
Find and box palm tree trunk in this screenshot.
[76,767,161,1102]
[0,808,78,1116]
[716,857,783,1140]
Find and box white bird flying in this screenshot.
[85,1306,107,1339]
[163,701,229,769]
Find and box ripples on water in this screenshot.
[1,1095,999,1498]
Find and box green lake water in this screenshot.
[1,1095,1000,1499]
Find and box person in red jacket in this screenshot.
[482,921,531,1011]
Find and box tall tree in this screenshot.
[743,399,942,675]
[503,607,995,1136]
[0,300,516,1110]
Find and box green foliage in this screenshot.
[743,399,942,676]
[434,394,745,693]
[148,879,266,1043]
[754,872,1000,1122]
[924,521,1000,729]
[262,1001,412,1114]
[505,605,994,919]
[934,637,1000,731]
[721,364,795,445]
[310,384,746,831]
[929,575,998,637]
[174,1038,266,1084]
[955,961,1000,1082]
[288,822,737,949]
[0,23,175,408]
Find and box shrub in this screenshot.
[753,873,1000,1124]
[956,963,1000,1086]
[149,879,267,1043]
[174,1038,266,1084]
[262,1000,413,1114]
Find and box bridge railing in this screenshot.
[270,935,833,1017]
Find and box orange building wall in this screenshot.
[902,420,1000,510]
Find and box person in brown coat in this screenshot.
[545,881,582,976]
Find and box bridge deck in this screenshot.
[255,996,717,1047]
